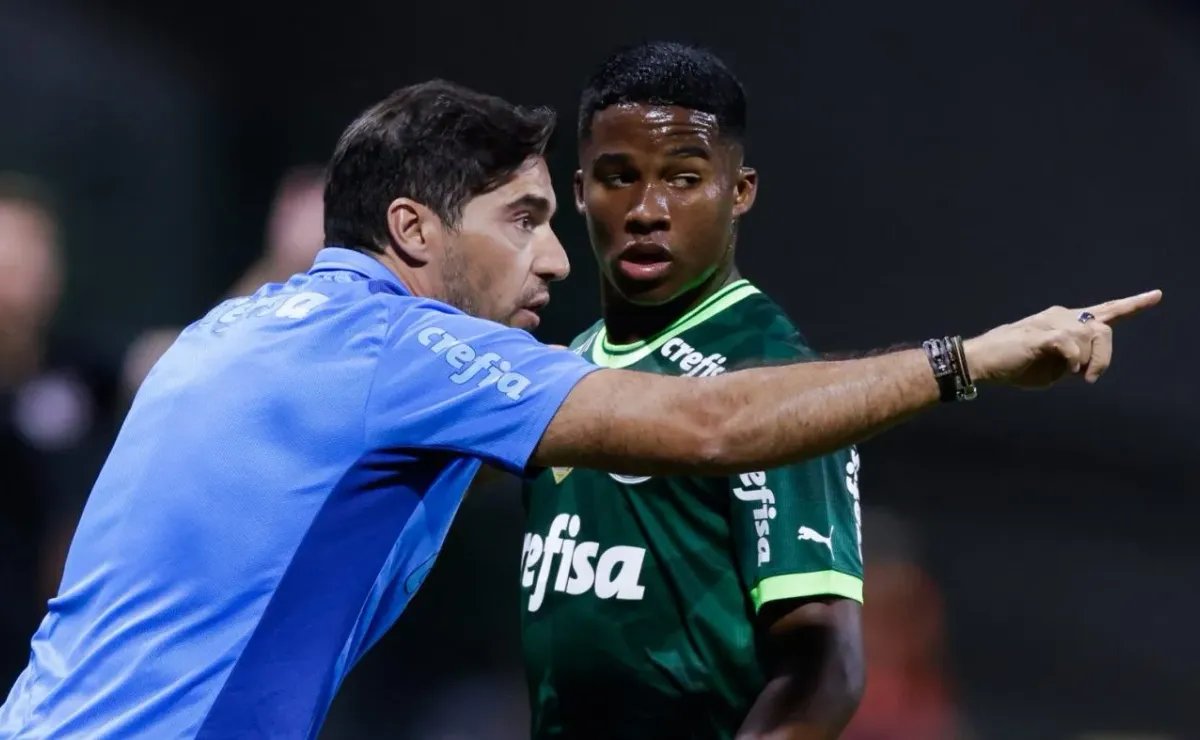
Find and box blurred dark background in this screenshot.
[1,0,1196,737]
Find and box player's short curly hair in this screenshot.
[577,41,746,144]
[324,80,556,253]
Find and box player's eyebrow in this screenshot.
[593,147,711,166]
[592,152,632,169]
[506,193,555,218]
[665,146,711,160]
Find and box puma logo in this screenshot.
[798,525,834,557]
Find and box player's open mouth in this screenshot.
[616,241,673,282]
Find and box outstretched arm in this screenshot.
[534,348,935,475]
[530,293,1160,475]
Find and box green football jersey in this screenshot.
[519,279,864,740]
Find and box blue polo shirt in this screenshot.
[0,248,598,739]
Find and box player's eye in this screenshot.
[600,171,636,188]
[667,173,702,188]
[515,213,536,231]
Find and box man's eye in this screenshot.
[516,214,535,231]
[668,174,701,187]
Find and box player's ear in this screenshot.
[386,197,435,266]
[573,170,585,214]
[732,167,758,219]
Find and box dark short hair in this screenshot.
[578,41,747,143]
[324,79,556,253]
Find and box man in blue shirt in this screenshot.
[0,79,1159,739]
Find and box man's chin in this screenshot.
[510,308,542,331]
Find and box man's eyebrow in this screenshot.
[505,193,555,216]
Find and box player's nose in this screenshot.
[626,182,670,234]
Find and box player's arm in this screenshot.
[727,453,867,739]
[736,598,864,740]
[531,291,1158,474]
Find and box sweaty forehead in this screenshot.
[585,104,721,156]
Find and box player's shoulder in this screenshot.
[704,284,819,369]
[565,319,605,357]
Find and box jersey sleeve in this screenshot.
[729,447,864,610]
[723,330,864,610]
[366,303,600,475]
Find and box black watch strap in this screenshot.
[922,336,977,402]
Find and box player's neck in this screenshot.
[600,264,741,346]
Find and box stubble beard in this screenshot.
[438,239,482,319]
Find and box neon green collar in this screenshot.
[590,279,760,368]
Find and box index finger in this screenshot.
[1081,289,1163,324]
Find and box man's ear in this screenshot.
[732,167,758,219]
[573,170,586,214]
[386,198,438,265]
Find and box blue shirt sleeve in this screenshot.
[366,301,600,474]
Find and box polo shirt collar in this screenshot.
[309,246,411,295]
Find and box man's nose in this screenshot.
[533,226,570,283]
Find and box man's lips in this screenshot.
[523,293,550,313]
